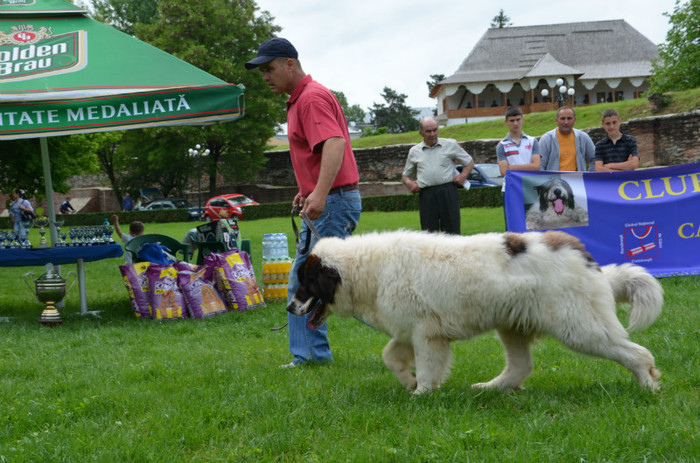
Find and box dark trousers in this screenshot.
[419,182,461,234]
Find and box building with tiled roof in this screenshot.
[430,20,660,125]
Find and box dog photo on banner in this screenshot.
[522,174,590,231]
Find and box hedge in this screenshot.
[0,187,503,228]
[241,186,503,220]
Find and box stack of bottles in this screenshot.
[261,233,293,303]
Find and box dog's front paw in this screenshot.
[471,381,524,391]
[411,385,439,395]
[471,381,495,390]
[637,366,661,392]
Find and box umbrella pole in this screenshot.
[40,137,58,247]
[40,138,93,316]
[40,137,67,313]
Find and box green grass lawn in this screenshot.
[1,209,699,462]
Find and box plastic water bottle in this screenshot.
[272,233,283,260]
[270,233,278,260]
[278,233,289,259]
[262,233,273,260]
[262,234,274,285]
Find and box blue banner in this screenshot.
[504,162,700,277]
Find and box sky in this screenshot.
[254,0,678,110]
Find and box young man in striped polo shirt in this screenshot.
[497,106,541,178]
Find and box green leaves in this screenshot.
[649,0,700,93]
[86,0,286,197]
[369,87,420,134]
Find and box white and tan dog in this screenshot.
[287,230,663,394]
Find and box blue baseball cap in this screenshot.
[245,37,298,70]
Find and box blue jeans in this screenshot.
[287,188,361,364]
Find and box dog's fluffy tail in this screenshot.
[602,263,663,331]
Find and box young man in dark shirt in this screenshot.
[595,109,639,172]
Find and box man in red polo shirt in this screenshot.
[246,37,362,368]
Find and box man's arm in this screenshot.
[453,160,473,185]
[110,215,123,238]
[19,200,32,214]
[538,132,552,170]
[582,133,596,172]
[303,137,345,220]
[402,175,421,193]
[503,154,542,173]
[600,136,640,171]
[452,141,474,184]
[498,159,509,177]
[402,148,421,193]
[596,155,639,172]
[496,142,508,176]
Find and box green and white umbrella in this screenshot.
[0,0,245,237]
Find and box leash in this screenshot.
[269,206,323,332]
[291,205,322,254]
[271,208,378,333]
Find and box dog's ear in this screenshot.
[535,184,548,211]
[298,254,341,304]
[565,194,576,210]
[562,181,576,209]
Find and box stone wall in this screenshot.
[0,187,121,219]
[255,111,700,190]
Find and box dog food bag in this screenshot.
[177,267,228,318]
[202,253,228,303]
[204,251,239,311]
[146,264,187,320]
[211,250,265,311]
[119,262,152,318]
[174,261,201,273]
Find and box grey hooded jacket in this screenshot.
[539,128,596,172]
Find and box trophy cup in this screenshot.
[104,223,115,244]
[33,217,50,249]
[24,263,77,327]
[53,220,65,247]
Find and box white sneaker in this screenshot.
[279,362,297,369]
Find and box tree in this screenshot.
[490,9,512,28]
[87,131,125,202]
[331,90,366,126]
[86,128,191,204]
[426,74,445,93]
[90,0,160,35]
[648,0,700,93]
[369,87,420,134]
[0,137,99,201]
[92,0,286,198]
[426,74,445,116]
[114,127,196,198]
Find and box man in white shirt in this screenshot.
[402,117,474,234]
